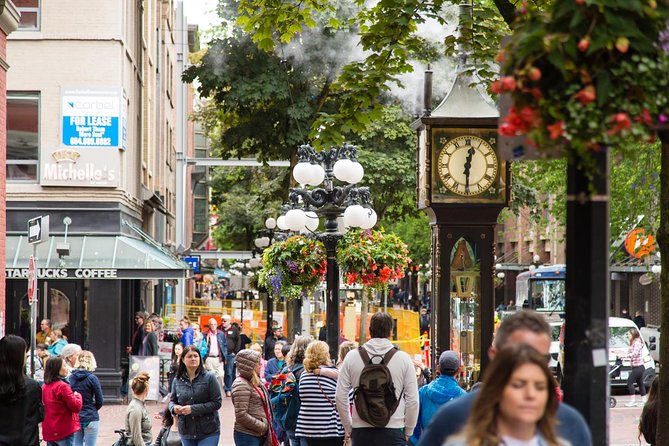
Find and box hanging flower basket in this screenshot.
[337,229,411,289]
[496,0,669,161]
[258,235,327,300]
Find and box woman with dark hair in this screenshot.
[0,334,44,446]
[169,345,222,446]
[444,344,564,446]
[154,409,181,446]
[625,328,647,407]
[126,372,152,446]
[639,376,659,446]
[167,342,184,391]
[42,356,83,446]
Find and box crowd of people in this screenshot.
[0,309,662,446]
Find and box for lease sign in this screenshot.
[61,88,124,147]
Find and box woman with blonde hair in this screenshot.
[295,341,344,446]
[250,343,267,385]
[69,351,104,446]
[140,320,159,356]
[444,343,564,446]
[336,342,356,368]
[231,349,278,446]
[126,372,152,446]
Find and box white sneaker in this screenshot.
[637,401,646,407]
[625,401,637,407]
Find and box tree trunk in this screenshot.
[359,287,372,345]
[656,130,669,446]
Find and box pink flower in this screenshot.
[578,38,590,52]
[547,121,565,140]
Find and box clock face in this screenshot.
[437,135,499,196]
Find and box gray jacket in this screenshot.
[169,370,222,439]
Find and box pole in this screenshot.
[30,244,36,378]
[323,233,341,360]
[562,151,609,445]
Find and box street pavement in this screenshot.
[96,392,649,446]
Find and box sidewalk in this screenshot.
[98,395,235,445]
[97,392,647,446]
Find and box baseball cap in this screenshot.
[439,350,460,374]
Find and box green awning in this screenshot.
[6,235,190,279]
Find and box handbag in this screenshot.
[253,384,280,446]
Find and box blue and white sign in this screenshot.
[61,88,123,147]
[184,256,201,274]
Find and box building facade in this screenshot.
[4,0,196,399]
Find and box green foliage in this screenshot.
[498,0,669,161]
[258,235,327,300]
[383,213,432,264]
[337,228,411,289]
[209,166,288,250]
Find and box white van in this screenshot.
[558,317,655,388]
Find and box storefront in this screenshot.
[5,233,188,401]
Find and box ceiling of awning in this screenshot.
[6,235,189,279]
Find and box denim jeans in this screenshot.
[182,434,220,446]
[73,421,100,446]
[47,434,75,446]
[224,353,236,392]
[288,435,308,446]
[233,431,263,446]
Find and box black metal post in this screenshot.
[321,221,342,361]
[563,151,609,446]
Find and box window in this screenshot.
[7,92,39,182]
[15,0,40,30]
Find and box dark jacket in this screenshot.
[633,315,646,329]
[263,335,286,360]
[222,324,242,354]
[417,388,592,446]
[0,377,44,446]
[264,357,285,382]
[69,369,104,422]
[131,325,146,355]
[141,331,159,356]
[204,329,228,361]
[169,370,222,439]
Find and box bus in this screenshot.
[515,264,566,312]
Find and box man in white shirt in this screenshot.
[203,318,227,390]
[335,312,419,445]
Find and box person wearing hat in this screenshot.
[263,324,286,361]
[409,350,466,445]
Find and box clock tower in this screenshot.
[413,4,510,384]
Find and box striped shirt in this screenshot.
[295,371,344,438]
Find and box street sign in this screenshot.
[28,255,37,305]
[28,215,49,244]
[184,256,201,274]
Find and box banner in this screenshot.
[129,355,160,401]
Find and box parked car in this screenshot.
[558,317,655,389]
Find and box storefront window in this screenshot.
[7,92,39,182]
[50,288,71,340]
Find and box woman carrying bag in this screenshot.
[231,349,279,446]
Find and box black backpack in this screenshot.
[353,346,402,427]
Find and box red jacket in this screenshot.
[42,378,83,441]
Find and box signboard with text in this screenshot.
[61,88,124,147]
[183,256,201,274]
[40,147,120,187]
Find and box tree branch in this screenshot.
[493,0,517,26]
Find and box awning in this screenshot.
[6,235,190,280]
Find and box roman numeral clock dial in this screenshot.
[437,135,498,197]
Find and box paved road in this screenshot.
[96,393,649,446]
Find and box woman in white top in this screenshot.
[443,344,568,446]
[295,341,344,446]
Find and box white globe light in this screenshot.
[347,161,364,184]
[336,216,348,233]
[359,208,376,229]
[254,238,263,249]
[651,264,661,274]
[308,164,325,186]
[344,205,366,228]
[293,162,314,185]
[265,217,277,229]
[249,258,260,268]
[277,215,288,230]
[495,263,502,270]
[285,209,306,232]
[333,159,354,182]
[262,237,271,247]
[305,211,319,231]
[529,264,536,272]
[497,272,506,279]
[533,254,541,263]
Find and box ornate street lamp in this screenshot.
[282,143,377,358]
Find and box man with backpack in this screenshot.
[335,312,419,445]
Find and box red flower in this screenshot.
[607,113,631,135]
[501,76,517,92]
[547,121,565,140]
[528,67,542,81]
[491,80,502,95]
[574,86,596,104]
[577,38,590,52]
